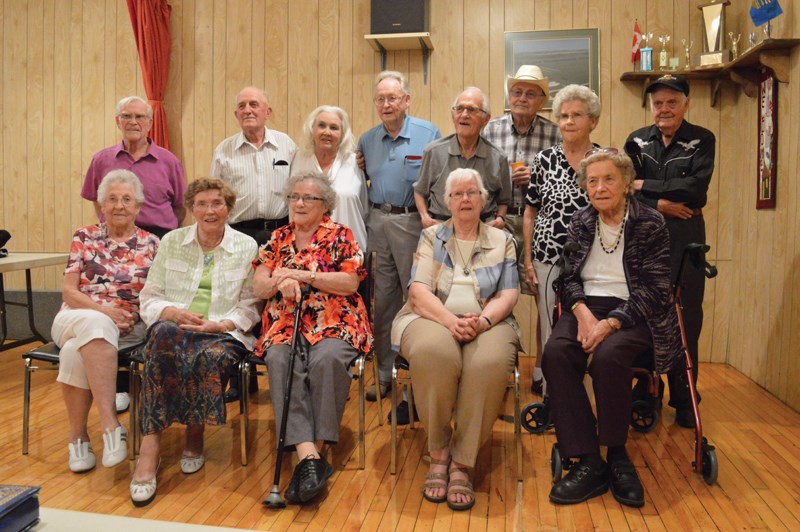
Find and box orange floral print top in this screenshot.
[253,216,373,356]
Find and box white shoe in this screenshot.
[180,454,205,474]
[68,439,96,473]
[102,426,128,467]
[130,459,160,507]
[115,393,130,413]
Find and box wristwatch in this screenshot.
[309,270,317,284]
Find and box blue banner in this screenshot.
[750,0,783,27]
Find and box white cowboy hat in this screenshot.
[507,65,549,99]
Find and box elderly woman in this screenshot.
[392,168,520,511]
[291,105,368,249]
[52,170,159,473]
[522,84,599,393]
[542,149,682,508]
[129,178,259,507]
[252,174,372,504]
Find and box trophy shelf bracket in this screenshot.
[365,32,433,84]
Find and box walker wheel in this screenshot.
[702,444,718,484]
[631,399,659,433]
[550,444,563,481]
[521,400,553,434]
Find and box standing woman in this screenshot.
[130,178,259,506]
[522,85,599,392]
[291,105,368,249]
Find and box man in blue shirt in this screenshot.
[358,71,441,404]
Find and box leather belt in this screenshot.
[231,217,289,232]
[371,202,418,214]
[506,205,525,216]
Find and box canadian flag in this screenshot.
[632,20,642,63]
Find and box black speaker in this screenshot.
[370,0,429,34]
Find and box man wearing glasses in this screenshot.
[356,71,441,405]
[81,96,187,239]
[210,86,297,246]
[625,74,716,429]
[483,65,560,393]
[414,87,511,230]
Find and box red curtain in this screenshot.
[126,0,172,149]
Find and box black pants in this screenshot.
[542,296,653,458]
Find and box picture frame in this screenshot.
[504,29,600,111]
[756,67,777,210]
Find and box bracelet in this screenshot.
[606,318,622,331]
[570,300,584,312]
[481,315,493,328]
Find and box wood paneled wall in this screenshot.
[1,0,798,409]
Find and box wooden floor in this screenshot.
[2,343,799,531]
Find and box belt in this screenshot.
[430,211,496,222]
[506,205,525,217]
[231,217,289,231]
[371,202,418,214]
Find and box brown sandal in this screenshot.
[446,465,475,511]
[422,456,450,503]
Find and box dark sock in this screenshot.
[580,452,604,468]
[606,445,629,465]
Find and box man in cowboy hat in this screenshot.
[483,65,560,393]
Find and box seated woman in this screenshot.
[391,168,521,511]
[53,169,159,473]
[542,149,682,508]
[253,174,372,505]
[130,178,259,506]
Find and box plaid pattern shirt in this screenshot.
[482,113,561,211]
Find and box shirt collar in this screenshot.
[505,113,540,136]
[181,224,238,253]
[115,138,156,159]
[381,115,412,140]
[437,219,495,250]
[446,134,490,159]
[234,127,277,151]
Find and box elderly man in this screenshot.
[81,95,187,414]
[483,65,560,394]
[82,96,187,239]
[625,74,715,429]
[357,71,441,404]
[414,87,511,230]
[211,86,297,246]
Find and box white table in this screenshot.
[0,252,68,351]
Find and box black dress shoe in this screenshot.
[224,387,240,403]
[287,455,334,503]
[530,378,543,395]
[549,460,609,505]
[388,400,419,425]
[675,407,696,428]
[609,459,644,507]
[366,382,390,402]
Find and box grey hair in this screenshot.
[97,169,145,205]
[444,168,489,202]
[116,96,153,119]
[300,105,357,157]
[375,70,410,94]
[235,86,270,106]
[453,87,490,113]
[283,174,338,215]
[552,85,601,120]
[577,150,636,195]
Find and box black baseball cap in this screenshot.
[645,74,689,96]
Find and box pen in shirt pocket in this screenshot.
[273,158,289,167]
[404,155,422,163]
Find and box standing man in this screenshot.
[357,71,441,403]
[414,87,511,229]
[211,86,297,246]
[483,65,560,394]
[625,74,715,428]
[82,96,187,239]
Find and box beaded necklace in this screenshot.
[596,199,629,254]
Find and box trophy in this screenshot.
[697,1,731,66]
[640,32,654,72]
[682,39,694,69]
[658,35,671,69]
[728,32,741,60]
[748,31,759,51]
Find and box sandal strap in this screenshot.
[427,455,451,466]
[424,471,448,483]
[447,478,473,491]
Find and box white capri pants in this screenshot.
[51,308,146,389]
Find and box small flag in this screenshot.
[632,20,642,63]
[750,0,783,27]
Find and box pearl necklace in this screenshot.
[596,200,629,254]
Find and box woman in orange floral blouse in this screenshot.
[253,173,372,505]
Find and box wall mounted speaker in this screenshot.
[370,0,429,34]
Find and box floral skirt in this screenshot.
[139,321,247,435]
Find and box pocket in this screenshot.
[403,156,423,182]
[223,268,247,282]
[165,258,189,273]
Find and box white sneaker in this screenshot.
[68,439,96,473]
[102,426,128,467]
[115,392,131,413]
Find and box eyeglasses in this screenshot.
[118,113,150,123]
[558,111,589,122]
[510,88,545,99]
[105,196,136,207]
[584,147,619,159]
[451,105,486,116]
[194,200,227,211]
[287,194,324,204]
[374,95,405,106]
[449,190,481,200]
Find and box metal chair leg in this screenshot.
[22,358,33,455]
[129,359,139,459]
[514,361,523,481]
[357,355,366,470]
[372,351,383,426]
[390,365,398,475]
[240,359,249,466]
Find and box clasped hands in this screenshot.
[446,312,490,343]
[575,312,616,354]
[105,307,137,336]
[273,267,312,303]
[162,307,230,334]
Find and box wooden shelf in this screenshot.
[621,38,800,107]
[365,32,433,84]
